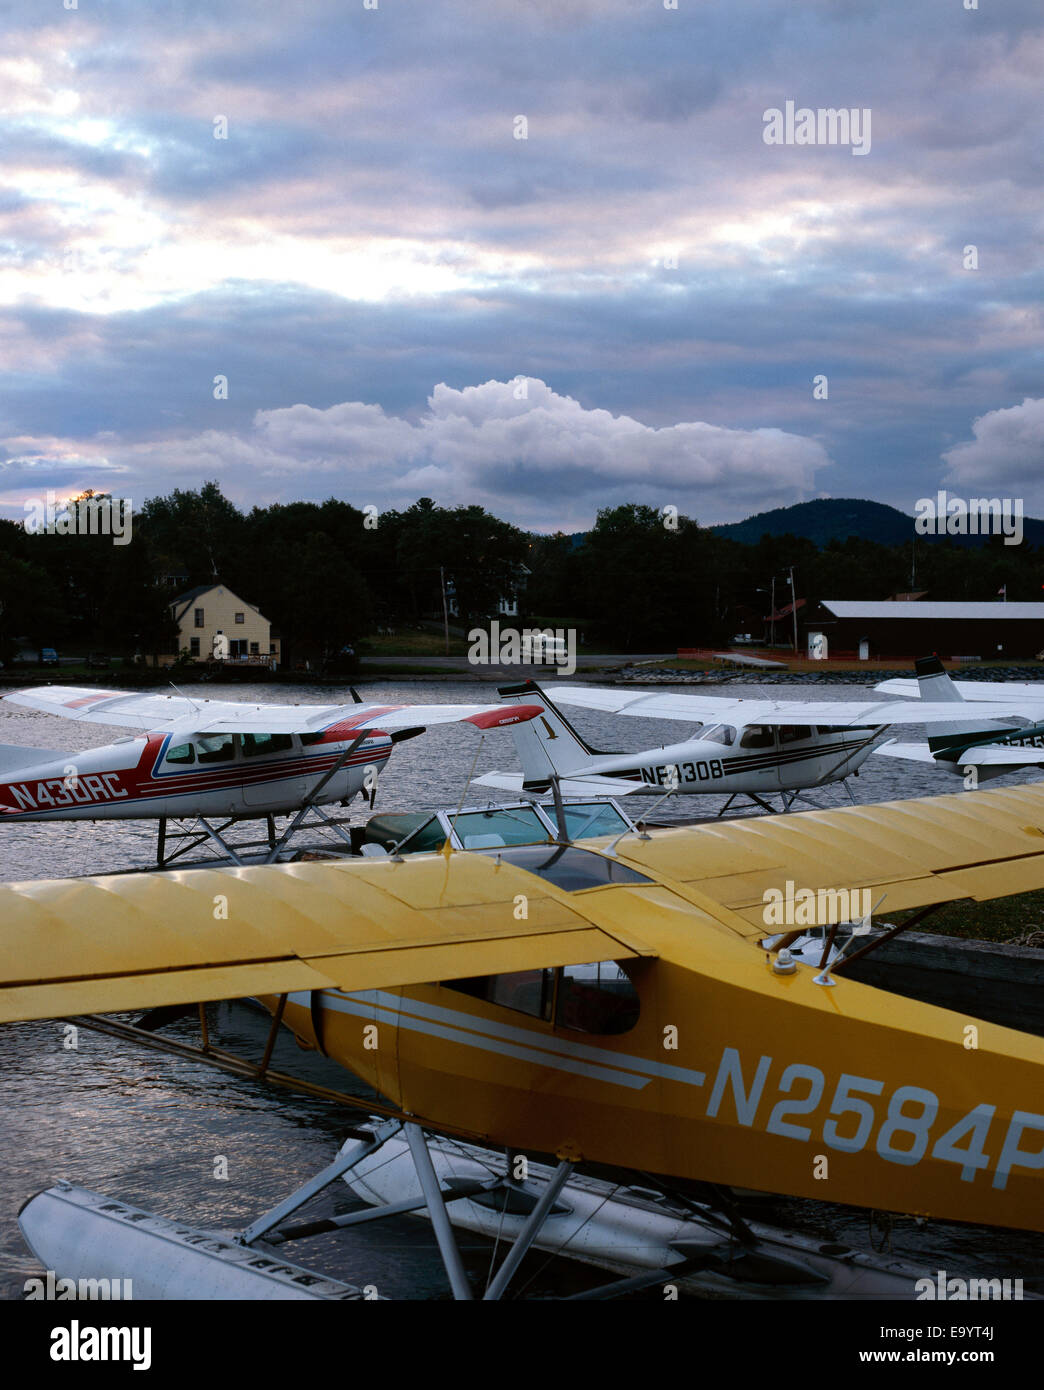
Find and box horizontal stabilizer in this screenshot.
[949,745,1044,767]
[472,771,648,797]
[873,740,1044,767]
[0,743,68,774]
[872,741,939,764]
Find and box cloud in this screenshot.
[942,398,1044,501]
[0,377,827,531]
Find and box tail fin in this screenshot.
[916,655,1014,754]
[498,680,609,785]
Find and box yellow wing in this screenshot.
[0,851,651,1023]
[5,781,1044,1025]
[612,780,1044,933]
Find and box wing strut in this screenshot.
[262,733,368,863]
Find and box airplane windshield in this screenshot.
[475,843,652,891]
[451,807,549,849]
[550,803,629,840]
[700,724,736,746]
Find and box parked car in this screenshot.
[40,647,59,666]
[87,652,112,670]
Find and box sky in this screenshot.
[0,0,1041,533]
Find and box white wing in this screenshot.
[540,685,1032,728]
[875,677,1044,708]
[2,687,543,737]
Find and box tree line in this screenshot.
[0,484,1040,664]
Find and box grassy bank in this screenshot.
[890,893,1044,946]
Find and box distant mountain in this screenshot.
[711,498,1044,549]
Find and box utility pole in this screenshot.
[770,575,776,647]
[440,566,450,655]
[787,566,798,655]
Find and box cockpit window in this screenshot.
[740,725,775,749]
[165,741,194,765]
[445,961,639,1034]
[242,733,294,758]
[474,843,651,891]
[196,733,235,764]
[552,802,630,840]
[556,961,640,1034]
[451,807,550,849]
[779,725,812,743]
[701,724,736,746]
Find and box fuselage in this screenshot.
[575,724,877,794]
[257,834,1043,1235]
[0,724,392,821]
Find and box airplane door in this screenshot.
[241,733,308,809]
[737,724,783,788]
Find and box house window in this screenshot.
[189,638,200,657]
[269,643,276,653]
[194,608,204,628]
[235,612,245,624]
[250,642,259,655]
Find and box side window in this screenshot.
[165,742,194,766]
[555,962,639,1035]
[779,725,812,744]
[445,971,553,1021]
[740,725,775,749]
[196,733,235,764]
[300,732,326,746]
[445,961,639,1033]
[194,607,204,628]
[241,733,294,758]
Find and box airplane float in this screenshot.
[0,684,544,865]
[473,678,1044,812]
[872,655,1044,784]
[3,778,1043,1299]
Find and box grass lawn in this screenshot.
[889,893,1044,946]
[358,631,470,657]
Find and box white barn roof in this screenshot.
[821,601,1044,621]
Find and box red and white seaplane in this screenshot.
[0,684,542,866]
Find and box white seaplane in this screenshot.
[473,678,1044,813]
[0,684,543,865]
[872,655,1044,784]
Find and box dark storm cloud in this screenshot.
[0,0,1041,522]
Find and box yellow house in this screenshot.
[164,584,280,667]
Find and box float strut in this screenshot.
[239,1118,402,1246]
[405,1124,474,1301]
[483,1158,575,1301]
[264,735,366,863]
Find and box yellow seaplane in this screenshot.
[3,780,1043,1299]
